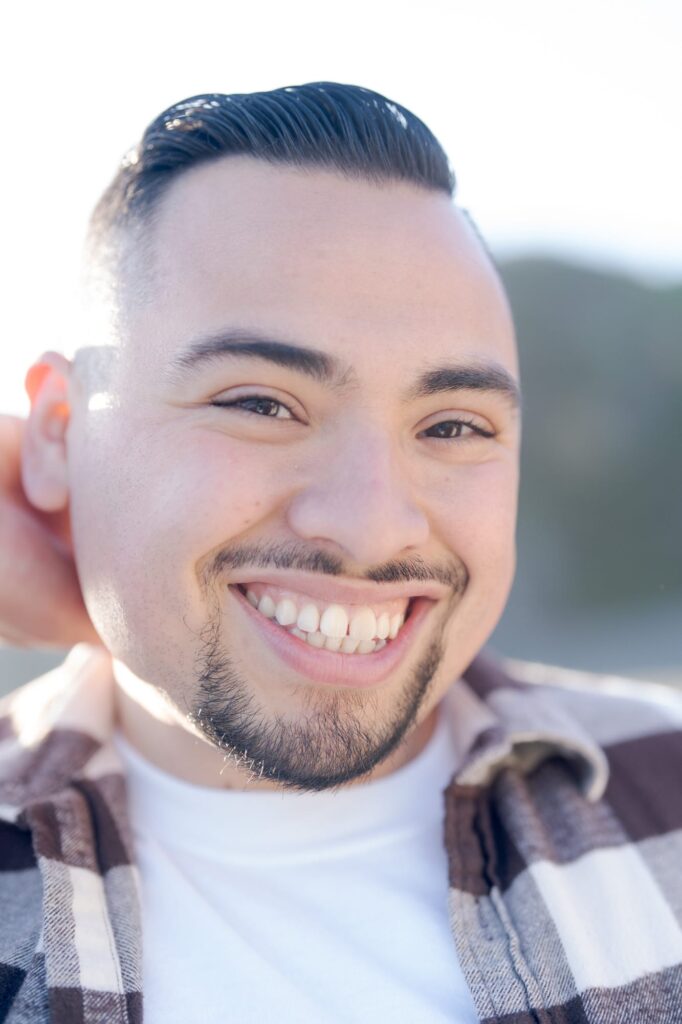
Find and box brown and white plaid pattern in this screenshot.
[1,643,681,1023]
[0,647,142,1024]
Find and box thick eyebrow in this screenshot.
[167,329,354,390]
[405,363,521,409]
[168,327,520,409]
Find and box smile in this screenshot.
[229,580,438,688]
[237,581,409,654]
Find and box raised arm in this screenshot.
[0,413,99,647]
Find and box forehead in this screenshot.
[128,156,517,377]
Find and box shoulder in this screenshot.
[0,643,112,816]
[501,658,682,835]
[501,657,682,745]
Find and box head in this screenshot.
[23,83,520,791]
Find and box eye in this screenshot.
[419,418,495,441]
[211,395,296,420]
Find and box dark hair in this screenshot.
[88,81,455,251]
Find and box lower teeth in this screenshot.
[288,627,388,654]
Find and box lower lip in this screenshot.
[229,586,434,688]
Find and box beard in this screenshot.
[187,607,449,793]
[187,542,467,792]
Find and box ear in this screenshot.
[21,351,73,512]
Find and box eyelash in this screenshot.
[211,395,495,440]
[422,418,495,440]
[212,396,294,420]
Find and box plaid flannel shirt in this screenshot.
[1,643,681,1023]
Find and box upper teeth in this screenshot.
[243,585,408,645]
[319,605,348,638]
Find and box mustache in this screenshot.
[202,541,468,594]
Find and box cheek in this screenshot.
[422,460,518,694]
[67,419,286,671]
[429,458,518,653]
[431,458,518,570]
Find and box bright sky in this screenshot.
[1,0,680,414]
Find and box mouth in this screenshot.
[229,582,436,688]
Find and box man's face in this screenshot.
[67,156,520,789]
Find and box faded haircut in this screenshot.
[86,83,454,278]
[90,81,454,235]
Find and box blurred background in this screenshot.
[1,0,680,691]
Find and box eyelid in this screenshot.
[417,408,496,436]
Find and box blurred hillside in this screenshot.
[1,255,681,693]
[491,255,681,674]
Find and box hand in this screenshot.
[0,413,100,647]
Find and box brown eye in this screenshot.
[422,418,494,440]
[212,396,295,419]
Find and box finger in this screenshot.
[0,414,25,495]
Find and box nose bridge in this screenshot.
[287,422,429,562]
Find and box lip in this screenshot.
[227,570,448,607]
[229,584,436,688]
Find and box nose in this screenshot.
[286,426,430,566]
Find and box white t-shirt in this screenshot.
[114,695,478,1024]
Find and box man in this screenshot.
[1,83,681,1024]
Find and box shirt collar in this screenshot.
[0,644,610,816]
[0,644,116,817]
[451,653,609,802]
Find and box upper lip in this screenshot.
[228,570,449,606]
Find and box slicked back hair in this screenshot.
[87,82,456,261]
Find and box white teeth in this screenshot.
[249,587,408,649]
[319,604,349,638]
[349,607,377,642]
[306,630,326,648]
[275,598,297,626]
[258,594,277,618]
[297,603,320,633]
[388,612,403,639]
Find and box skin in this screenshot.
[20,156,521,791]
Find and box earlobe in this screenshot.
[22,351,73,512]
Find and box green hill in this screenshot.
[497,255,682,613]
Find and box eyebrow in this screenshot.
[406,364,521,408]
[168,328,520,408]
[169,329,352,389]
